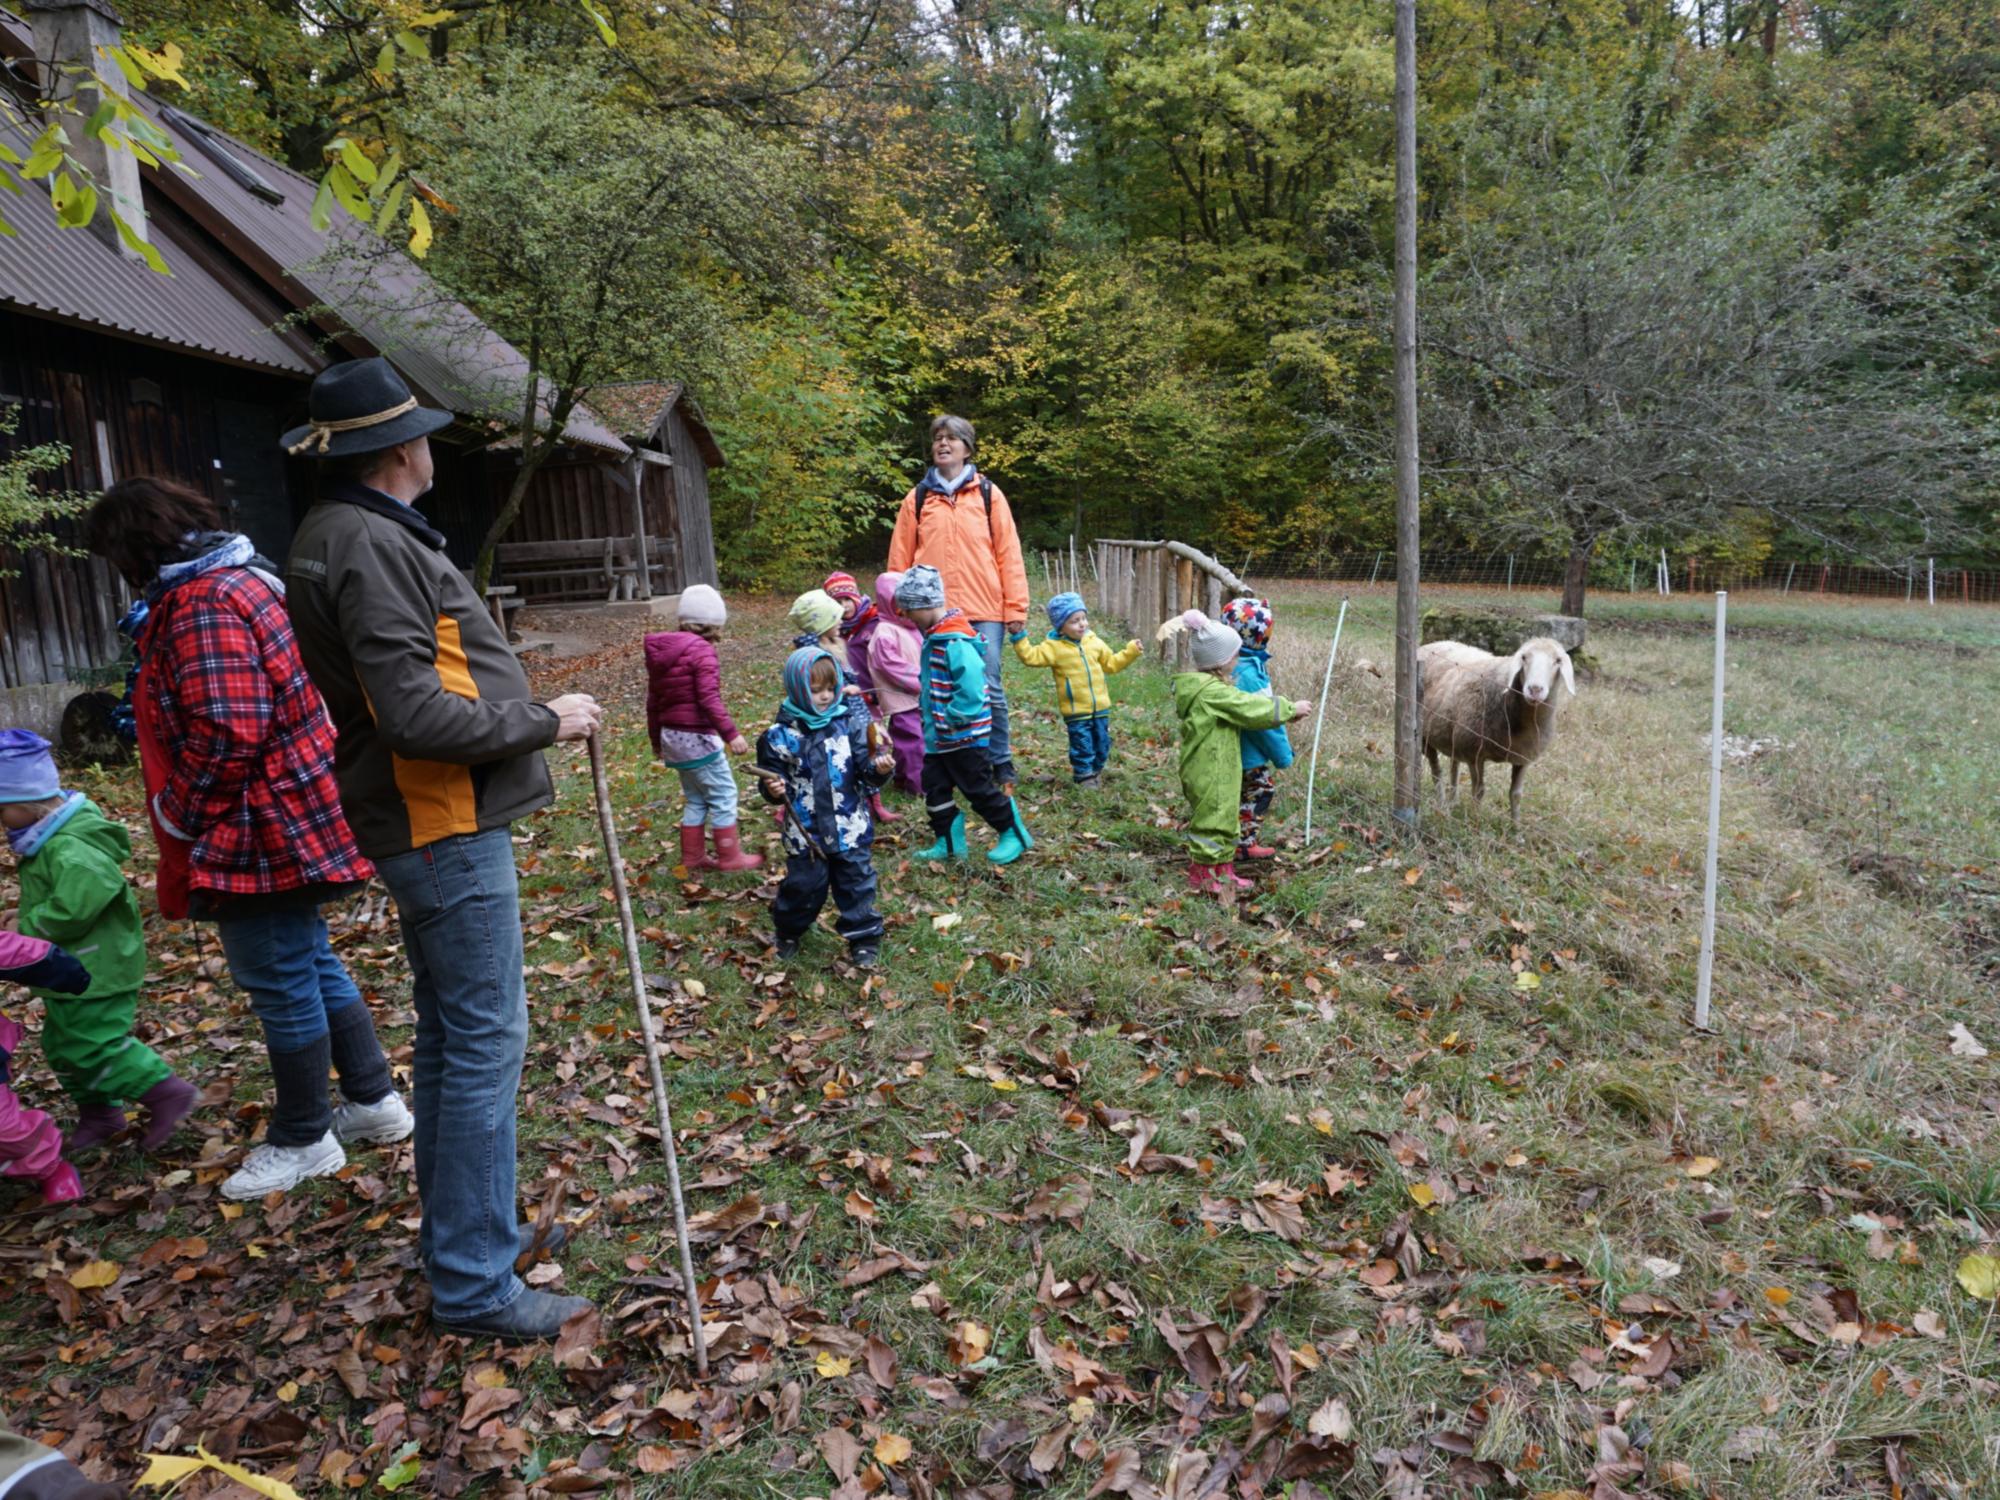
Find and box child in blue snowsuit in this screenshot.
[756,647,895,969]
[1222,597,1295,860]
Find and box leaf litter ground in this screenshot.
[2,590,1997,1500]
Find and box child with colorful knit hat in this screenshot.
[1154,612,1309,898]
[895,566,1033,865]
[1220,596,1296,860]
[0,729,199,1152]
[1010,592,1142,786]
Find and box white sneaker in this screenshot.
[333,1092,414,1146]
[221,1131,346,1200]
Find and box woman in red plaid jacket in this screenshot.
[86,479,413,1202]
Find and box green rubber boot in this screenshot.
[988,800,1035,865]
[915,811,966,861]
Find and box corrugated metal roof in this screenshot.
[134,102,627,457]
[0,116,318,375]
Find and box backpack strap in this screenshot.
[914,475,997,547]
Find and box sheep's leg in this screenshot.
[1469,758,1485,807]
[1509,764,1525,823]
[1425,744,1440,797]
[1446,755,1461,805]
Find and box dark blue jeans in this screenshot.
[772,850,883,949]
[1064,713,1111,780]
[215,907,367,1051]
[374,828,530,1323]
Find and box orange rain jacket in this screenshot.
[885,471,1029,626]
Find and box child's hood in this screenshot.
[924,610,980,641]
[644,630,713,672]
[874,573,920,632]
[36,797,129,862]
[1173,671,1225,717]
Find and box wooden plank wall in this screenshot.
[0,313,254,688]
[663,408,718,588]
[497,446,693,599]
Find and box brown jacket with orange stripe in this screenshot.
[284,483,560,859]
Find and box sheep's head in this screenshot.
[1509,638,1576,706]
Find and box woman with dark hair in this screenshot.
[84,478,411,1200]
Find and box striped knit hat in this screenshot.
[823,571,864,602]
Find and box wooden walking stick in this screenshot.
[586,731,710,1376]
[1301,599,1350,847]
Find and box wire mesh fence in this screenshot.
[1215,548,2000,605]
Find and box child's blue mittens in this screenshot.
[7,945,90,995]
[1007,630,1028,644]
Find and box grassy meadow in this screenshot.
[2,581,1996,1500]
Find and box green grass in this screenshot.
[3,586,1997,1499]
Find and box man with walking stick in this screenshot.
[282,359,605,1342]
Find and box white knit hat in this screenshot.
[677,584,726,628]
[1156,608,1242,671]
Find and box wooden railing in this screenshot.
[1092,540,1253,667]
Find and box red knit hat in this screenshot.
[823,571,863,601]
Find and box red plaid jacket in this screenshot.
[135,567,373,915]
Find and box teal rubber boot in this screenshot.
[915,811,966,861]
[988,800,1035,865]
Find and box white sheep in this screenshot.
[1416,636,1577,819]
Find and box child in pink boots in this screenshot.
[0,928,91,1204]
[644,586,764,873]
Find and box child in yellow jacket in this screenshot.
[1010,593,1142,786]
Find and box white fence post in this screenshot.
[1694,590,1727,1032]
[1927,557,1935,606]
[1302,600,1350,847]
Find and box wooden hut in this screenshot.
[493,382,723,602]
[0,2,726,689]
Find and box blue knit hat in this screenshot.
[0,729,60,804]
[1046,592,1087,631]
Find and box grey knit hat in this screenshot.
[894,564,947,612]
[1156,608,1242,671]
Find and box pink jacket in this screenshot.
[867,572,924,716]
[644,631,740,745]
[0,929,56,974]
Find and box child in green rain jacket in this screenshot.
[0,730,197,1153]
[1155,612,1308,899]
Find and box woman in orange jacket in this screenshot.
[885,415,1030,792]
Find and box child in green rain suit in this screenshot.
[0,730,197,1153]
[1155,610,1309,900]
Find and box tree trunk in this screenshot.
[1560,537,1595,617]
[473,445,547,594]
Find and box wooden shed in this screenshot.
[494,382,723,602]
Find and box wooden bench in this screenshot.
[483,584,525,640]
[493,539,645,603]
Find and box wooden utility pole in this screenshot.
[1391,0,1422,829]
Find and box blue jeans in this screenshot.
[1064,713,1111,780]
[675,755,739,828]
[215,908,366,1051]
[375,827,530,1322]
[971,620,1017,784]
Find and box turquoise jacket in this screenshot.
[1233,647,1296,770]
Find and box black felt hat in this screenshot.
[281,357,454,458]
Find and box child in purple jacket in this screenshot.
[643,585,764,874]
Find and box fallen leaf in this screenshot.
[815,1352,854,1379]
[136,1447,303,1500]
[874,1433,912,1467]
[1948,1023,1988,1058]
[933,912,963,932]
[67,1261,120,1290]
[1957,1254,2000,1301]
[1684,1156,1720,1178]
[951,1321,992,1366]
[1308,1397,1353,1441]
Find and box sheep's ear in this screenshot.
[1508,648,1526,690]
[1557,649,1576,697]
